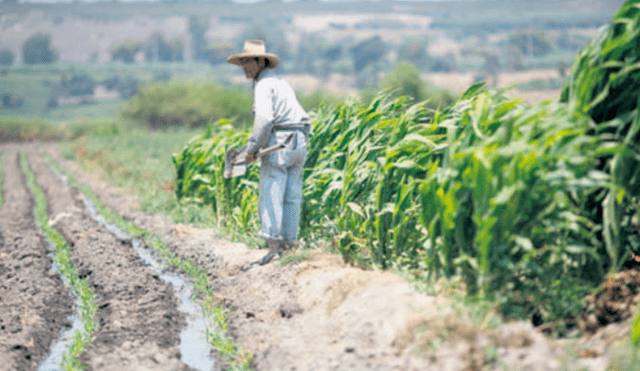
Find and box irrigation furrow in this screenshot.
[25,146,192,370]
[20,150,96,370]
[42,147,252,369]
[0,148,74,371]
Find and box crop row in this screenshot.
[173,1,640,324]
[42,151,252,371]
[20,151,98,370]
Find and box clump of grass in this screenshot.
[43,150,252,371]
[20,151,98,371]
[0,116,64,142]
[278,251,312,267]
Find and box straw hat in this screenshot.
[227,39,280,68]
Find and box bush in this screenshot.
[110,39,143,64]
[0,48,15,66]
[120,81,252,129]
[0,116,62,141]
[60,73,96,96]
[22,33,58,65]
[379,62,457,109]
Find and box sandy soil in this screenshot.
[0,140,637,370]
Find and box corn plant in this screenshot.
[171,0,640,324]
[561,0,640,272]
[172,120,259,237]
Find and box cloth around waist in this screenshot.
[272,122,310,133]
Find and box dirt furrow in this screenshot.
[25,145,191,371]
[0,146,74,371]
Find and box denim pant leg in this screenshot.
[258,131,306,243]
[282,160,303,242]
[258,148,287,242]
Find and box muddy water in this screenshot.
[45,154,215,370]
[82,197,216,371]
[36,240,84,371]
[25,146,190,370]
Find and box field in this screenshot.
[1,140,638,371]
[2,0,640,370]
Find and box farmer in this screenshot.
[228,39,310,265]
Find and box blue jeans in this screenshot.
[258,130,307,243]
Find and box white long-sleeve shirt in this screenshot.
[245,69,309,156]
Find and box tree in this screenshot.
[60,73,96,96]
[378,62,456,110]
[189,15,209,62]
[0,48,15,66]
[349,36,387,73]
[144,33,183,62]
[380,62,424,103]
[22,33,57,64]
[110,39,143,63]
[397,38,427,67]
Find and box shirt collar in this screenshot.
[255,68,275,82]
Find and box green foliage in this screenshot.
[632,304,640,347]
[173,77,630,324]
[0,48,15,66]
[350,36,387,73]
[0,116,64,141]
[22,33,58,65]
[380,62,457,109]
[60,73,96,96]
[110,39,143,64]
[397,37,428,67]
[172,120,259,242]
[0,116,126,142]
[278,251,312,266]
[561,0,640,273]
[120,81,253,129]
[144,32,184,63]
[298,88,344,112]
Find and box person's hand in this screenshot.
[246,153,256,162]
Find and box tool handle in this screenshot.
[234,133,294,164]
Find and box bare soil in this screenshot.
[1,140,638,371]
[0,147,73,370]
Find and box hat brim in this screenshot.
[227,53,280,68]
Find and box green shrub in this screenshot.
[120,81,253,129]
[0,116,63,141]
[380,62,457,109]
